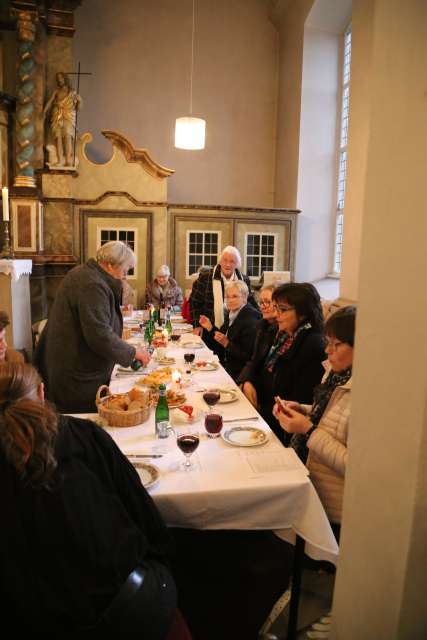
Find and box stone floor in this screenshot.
[260,567,335,639]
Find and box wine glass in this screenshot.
[171,334,181,342]
[202,390,221,410]
[202,390,222,438]
[184,352,195,365]
[176,425,200,470]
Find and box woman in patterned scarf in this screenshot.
[242,282,325,444]
[273,305,356,535]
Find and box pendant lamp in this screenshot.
[175,0,206,150]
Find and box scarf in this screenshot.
[291,366,352,462]
[212,267,238,328]
[264,322,312,373]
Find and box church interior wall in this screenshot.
[73,0,278,208]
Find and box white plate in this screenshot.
[222,426,268,447]
[154,357,176,365]
[131,462,160,488]
[171,406,202,425]
[181,342,203,349]
[217,389,238,404]
[192,361,219,371]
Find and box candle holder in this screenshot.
[0,221,13,259]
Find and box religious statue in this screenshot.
[43,72,82,168]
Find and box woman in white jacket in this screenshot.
[273,305,356,533]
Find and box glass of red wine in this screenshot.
[203,390,223,438]
[171,334,181,342]
[176,424,200,470]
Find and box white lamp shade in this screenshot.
[175,117,206,150]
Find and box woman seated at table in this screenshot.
[241,282,325,445]
[145,265,183,310]
[198,280,262,381]
[237,283,277,385]
[0,361,180,637]
[273,305,356,536]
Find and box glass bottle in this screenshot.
[131,358,143,371]
[158,292,165,326]
[155,384,170,438]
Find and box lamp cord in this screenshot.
[189,0,195,115]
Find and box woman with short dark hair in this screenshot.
[0,361,178,636]
[242,282,325,444]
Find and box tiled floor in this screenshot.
[260,568,335,639]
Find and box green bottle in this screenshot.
[166,316,173,336]
[144,322,152,345]
[155,384,170,438]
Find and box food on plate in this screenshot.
[150,389,186,407]
[136,367,175,388]
[194,361,208,368]
[179,405,194,417]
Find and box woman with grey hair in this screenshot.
[144,264,183,309]
[199,281,261,380]
[35,241,150,413]
[189,245,258,356]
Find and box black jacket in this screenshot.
[36,259,135,413]
[0,415,173,632]
[237,319,278,384]
[249,328,326,444]
[208,303,262,381]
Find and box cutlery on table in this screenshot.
[126,454,163,459]
[223,416,259,423]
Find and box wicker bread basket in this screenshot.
[96,385,150,427]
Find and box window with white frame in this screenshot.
[98,227,137,277]
[245,232,277,278]
[186,231,220,277]
[333,25,352,274]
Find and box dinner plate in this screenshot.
[217,389,238,404]
[131,462,160,489]
[222,426,268,447]
[154,357,176,365]
[180,341,203,349]
[192,361,219,371]
[171,406,202,425]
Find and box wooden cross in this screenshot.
[64,62,92,167]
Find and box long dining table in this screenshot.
[77,323,339,638]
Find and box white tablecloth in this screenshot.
[82,338,339,564]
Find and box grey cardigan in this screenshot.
[37,259,135,413]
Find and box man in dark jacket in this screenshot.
[36,241,150,413]
[189,245,258,354]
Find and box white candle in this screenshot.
[2,187,9,222]
[172,369,182,390]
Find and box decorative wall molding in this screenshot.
[100,130,175,179]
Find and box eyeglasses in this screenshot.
[259,299,273,307]
[225,294,242,300]
[273,304,295,313]
[325,339,345,351]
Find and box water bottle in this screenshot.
[155,384,170,438]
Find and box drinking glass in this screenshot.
[184,352,195,374]
[176,424,200,470]
[202,390,223,438]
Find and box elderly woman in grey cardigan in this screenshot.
[36,241,150,413]
[144,265,183,309]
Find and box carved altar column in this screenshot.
[13,9,39,189]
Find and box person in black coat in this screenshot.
[242,283,326,445]
[237,283,278,385]
[199,280,262,381]
[189,246,258,356]
[0,361,177,636]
